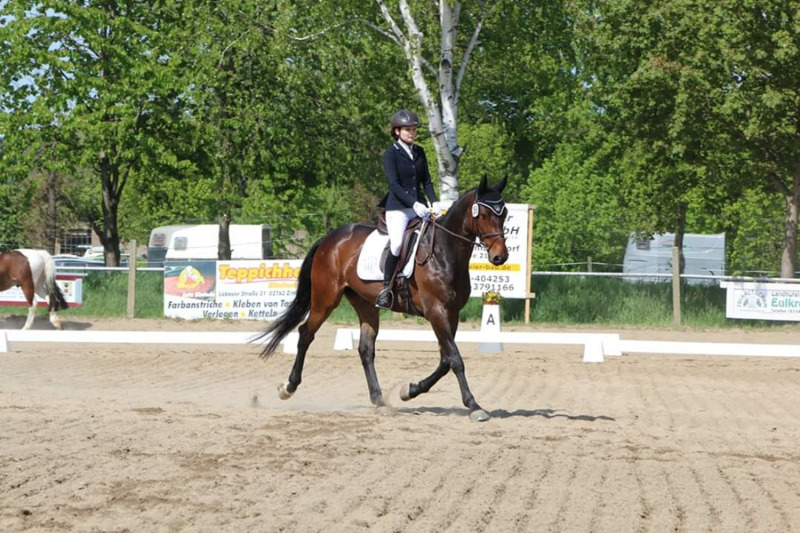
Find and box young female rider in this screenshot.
[375,110,442,309]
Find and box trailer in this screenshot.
[622,232,725,285]
[147,224,273,267]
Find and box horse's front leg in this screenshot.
[402,314,489,422]
[441,337,489,422]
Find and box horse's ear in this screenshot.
[496,175,508,193]
[478,175,488,194]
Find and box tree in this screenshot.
[575,0,727,270]
[374,0,503,201]
[710,0,800,277]
[0,1,193,265]
[523,102,630,269]
[575,0,800,277]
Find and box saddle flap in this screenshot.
[379,231,419,275]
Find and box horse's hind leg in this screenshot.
[344,290,386,409]
[399,358,450,401]
[47,294,63,330]
[279,290,342,400]
[48,309,63,330]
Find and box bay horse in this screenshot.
[0,249,69,330]
[256,176,509,421]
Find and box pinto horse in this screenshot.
[257,176,509,421]
[0,249,69,329]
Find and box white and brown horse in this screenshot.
[0,249,68,329]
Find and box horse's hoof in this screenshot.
[277,382,293,400]
[399,383,412,402]
[376,405,395,417]
[469,409,490,422]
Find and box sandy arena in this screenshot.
[1,317,799,532]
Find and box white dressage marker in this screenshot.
[0,330,299,354]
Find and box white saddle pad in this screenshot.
[356,229,419,281]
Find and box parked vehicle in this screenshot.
[53,255,105,269]
[146,224,273,267]
[622,232,726,285]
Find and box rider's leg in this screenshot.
[375,252,400,309]
[376,208,413,309]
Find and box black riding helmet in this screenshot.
[390,110,421,139]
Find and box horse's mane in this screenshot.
[439,187,478,228]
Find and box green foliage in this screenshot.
[0,0,797,277]
[0,181,32,248]
[724,189,784,276]
[522,105,630,269]
[456,122,522,198]
[0,0,198,262]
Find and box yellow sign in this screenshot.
[469,263,521,272]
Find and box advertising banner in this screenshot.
[469,203,530,299]
[0,274,84,307]
[164,259,301,320]
[721,281,800,321]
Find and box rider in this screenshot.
[375,109,442,309]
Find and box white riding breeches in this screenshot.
[385,208,416,256]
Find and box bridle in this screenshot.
[417,192,506,265]
[469,196,507,247]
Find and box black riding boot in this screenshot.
[375,253,400,309]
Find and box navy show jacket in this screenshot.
[378,142,438,210]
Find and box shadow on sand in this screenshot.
[396,405,615,422]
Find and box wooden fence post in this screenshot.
[524,206,535,324]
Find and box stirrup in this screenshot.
[375,288,394,309]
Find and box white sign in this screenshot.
[0,275,83,307]
[469,203,530,299]
[722,281,800,321]
[164,259,301,320]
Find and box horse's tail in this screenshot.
[256,240,321,359]
[41,250,69,311]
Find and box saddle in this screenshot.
[376,213,422,276]
[377,214,426,317]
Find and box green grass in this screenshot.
[0,271,164,320]
[2,271,798,330]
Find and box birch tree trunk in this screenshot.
[377,0,492,202]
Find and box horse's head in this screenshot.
[471,176,509,266]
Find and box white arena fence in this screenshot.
[331,328,800,362]
[0,330,298,354]
[3,328,800,363]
